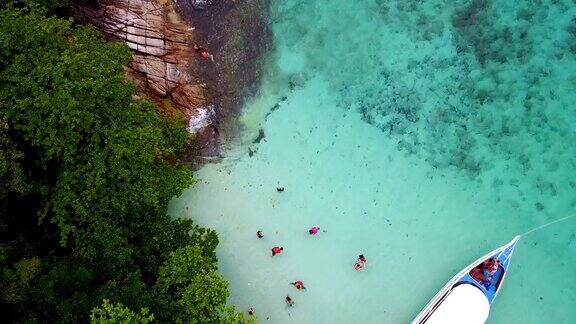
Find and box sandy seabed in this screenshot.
[170,1,576,322]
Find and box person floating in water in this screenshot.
[257,230,263,239]
[285,295,294,307]
[276,186,285,192]
[271,246,284,256]
[354,254,367,270]
[193,43,214,62]
[290,280,306,290]
[308,226,320,235]
[247,307,254,316]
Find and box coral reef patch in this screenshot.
[270,0,576,211]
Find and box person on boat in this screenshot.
[483,258,499,275]
[489,258,500,273]
[193,43,214,61]
[308,226,320,235]
[290,280,306,290]
[272,246,284,256]
[285,295,294,307]
[470,267,484,282]
[482,276,493,287]
[257,230,264,239]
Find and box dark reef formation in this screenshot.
[273,0,576,211]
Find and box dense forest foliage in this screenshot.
[0,2,246,322]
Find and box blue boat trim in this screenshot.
[412,236,521,324]
[454,238,519,304]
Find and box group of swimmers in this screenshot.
[247,188,368,317]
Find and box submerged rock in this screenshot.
[75,0,271,165]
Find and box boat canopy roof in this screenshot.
[425,284,490,324]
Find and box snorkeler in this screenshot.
[290,280,306,290]
[354,254,367,270]
[257,230,263,239]
[193,43,214,61]
[272,246,284,256]
[308,226,320,235]
[285,295,294,307]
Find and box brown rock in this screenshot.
[146,57,166,78]
[170,84,206,109]
[73,0,276,162]
[147,75,168,96]
[74,0,206,112]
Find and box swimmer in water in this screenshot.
[193,43,214,61]
[257,230,263,239]
[354,254,367,270]
[308,226,320,235]
[285,295,294,307]
[276,187,285,192]
[248,307,254,316]
[290,280,306,290]
[272,246,284,256]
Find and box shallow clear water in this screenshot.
[170,1,576,322]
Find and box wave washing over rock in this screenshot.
[270,0,576,214]
[75,0,271,164]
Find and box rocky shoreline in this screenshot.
[74,0,271,167]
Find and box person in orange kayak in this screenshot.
[271,246,283,256]
[290,280,306,290]
[193,43,214,61]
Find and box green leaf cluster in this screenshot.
[90,299,154,324]
[0,7,245,323]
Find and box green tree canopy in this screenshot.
[0,7,240,323]
[154,245,229,323]
[90,299,154,324]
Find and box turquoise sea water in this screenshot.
[170,1,576,322]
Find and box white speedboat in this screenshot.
[412,236,520,324]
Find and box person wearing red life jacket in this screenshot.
[193,43,214,62]
[290,280,306,290]
[271,246,283,256]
